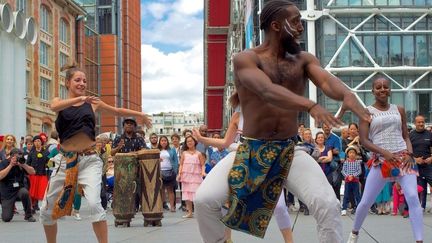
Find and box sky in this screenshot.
[140,0,204,114]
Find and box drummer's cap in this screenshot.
[122,117,137,127]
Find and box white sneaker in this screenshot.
[72,210,82,221]
[74,213,82,221]
[341,210,347,216]
[347,232,359,243]
[288,205,298,212]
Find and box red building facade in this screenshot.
[204,0,231,131]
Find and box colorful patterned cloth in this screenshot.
[367,151,418,179]
[221,137,295,238]
[51,149,79,220]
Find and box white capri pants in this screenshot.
[40,153,106,225]
[194,147,342,243]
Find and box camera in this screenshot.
[17,153,26,164]
[9,149,26,164]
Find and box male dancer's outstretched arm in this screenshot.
[304,53,370,123]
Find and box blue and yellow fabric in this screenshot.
[221,138,295,238]
[51,148,79,220]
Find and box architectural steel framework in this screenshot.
[216,0,432,130]
[302,0,432,125]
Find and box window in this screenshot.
[403,36,414,65]
[40,5,50,32]
[25,71,30,96]
[59,53,69,69]
[59,85,68,99]
[376,36,389,66]
[59,19,69,43]
[17,0,27,14]
[40,42,49,66]
[42,123,51,134]
[416,35,428,66]
[40,78,50,101]
[98,8,114,34]
[390,36,402,66]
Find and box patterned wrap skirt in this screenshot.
[221,137,296,238]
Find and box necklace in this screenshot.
[373,102,389,111]
[186,149,196,155]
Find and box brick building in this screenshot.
[80,0,142,133]
[0,0,88,135]
[1,0,142,136]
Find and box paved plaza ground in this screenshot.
[2,198,432,243]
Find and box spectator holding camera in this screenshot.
[0,148,36,222]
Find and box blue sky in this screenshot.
[140,0,204,114]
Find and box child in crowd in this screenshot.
[341,146,362,216]
[206,133,229,173]
[392,182,423,218]
[392,182,408,217]
[177,136,205,218]
[375,182,392,215]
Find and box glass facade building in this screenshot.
[312,0,432,125]
[227,0,432,127]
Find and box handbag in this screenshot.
[161,169,176,182]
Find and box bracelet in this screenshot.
[307,103,318,113]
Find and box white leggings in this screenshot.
[194,147,342,243]
[352,166,423,241]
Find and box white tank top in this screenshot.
[160,149,172,170]
[367,104,406,153]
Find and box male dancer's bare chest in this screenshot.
[259,59,306,93]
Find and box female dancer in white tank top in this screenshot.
[347,76,423,243]
[193,93,293,243]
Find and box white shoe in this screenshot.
[347,232,359,243]
[74,213,82,221]
[72,210,82,221]
[341,210,347,216]
[288,205,298,212]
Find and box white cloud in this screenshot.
[141,0,204,114]
[141,0,203,47]
[146,2,171,20]
[174,0,204,15]
[141,43,203,114]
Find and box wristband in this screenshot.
[307,103,318,113]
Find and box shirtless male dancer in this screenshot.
[194,1,370,242]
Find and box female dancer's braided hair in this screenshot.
[260,0,295,31]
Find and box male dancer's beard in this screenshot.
[282,35,302,55]
[282,21,302,55]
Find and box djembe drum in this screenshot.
[137,149,163,227]
[112,152,138,227]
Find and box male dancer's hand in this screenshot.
[141,114,152,128]
[339,93,371,123]
[309,103,344,128]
